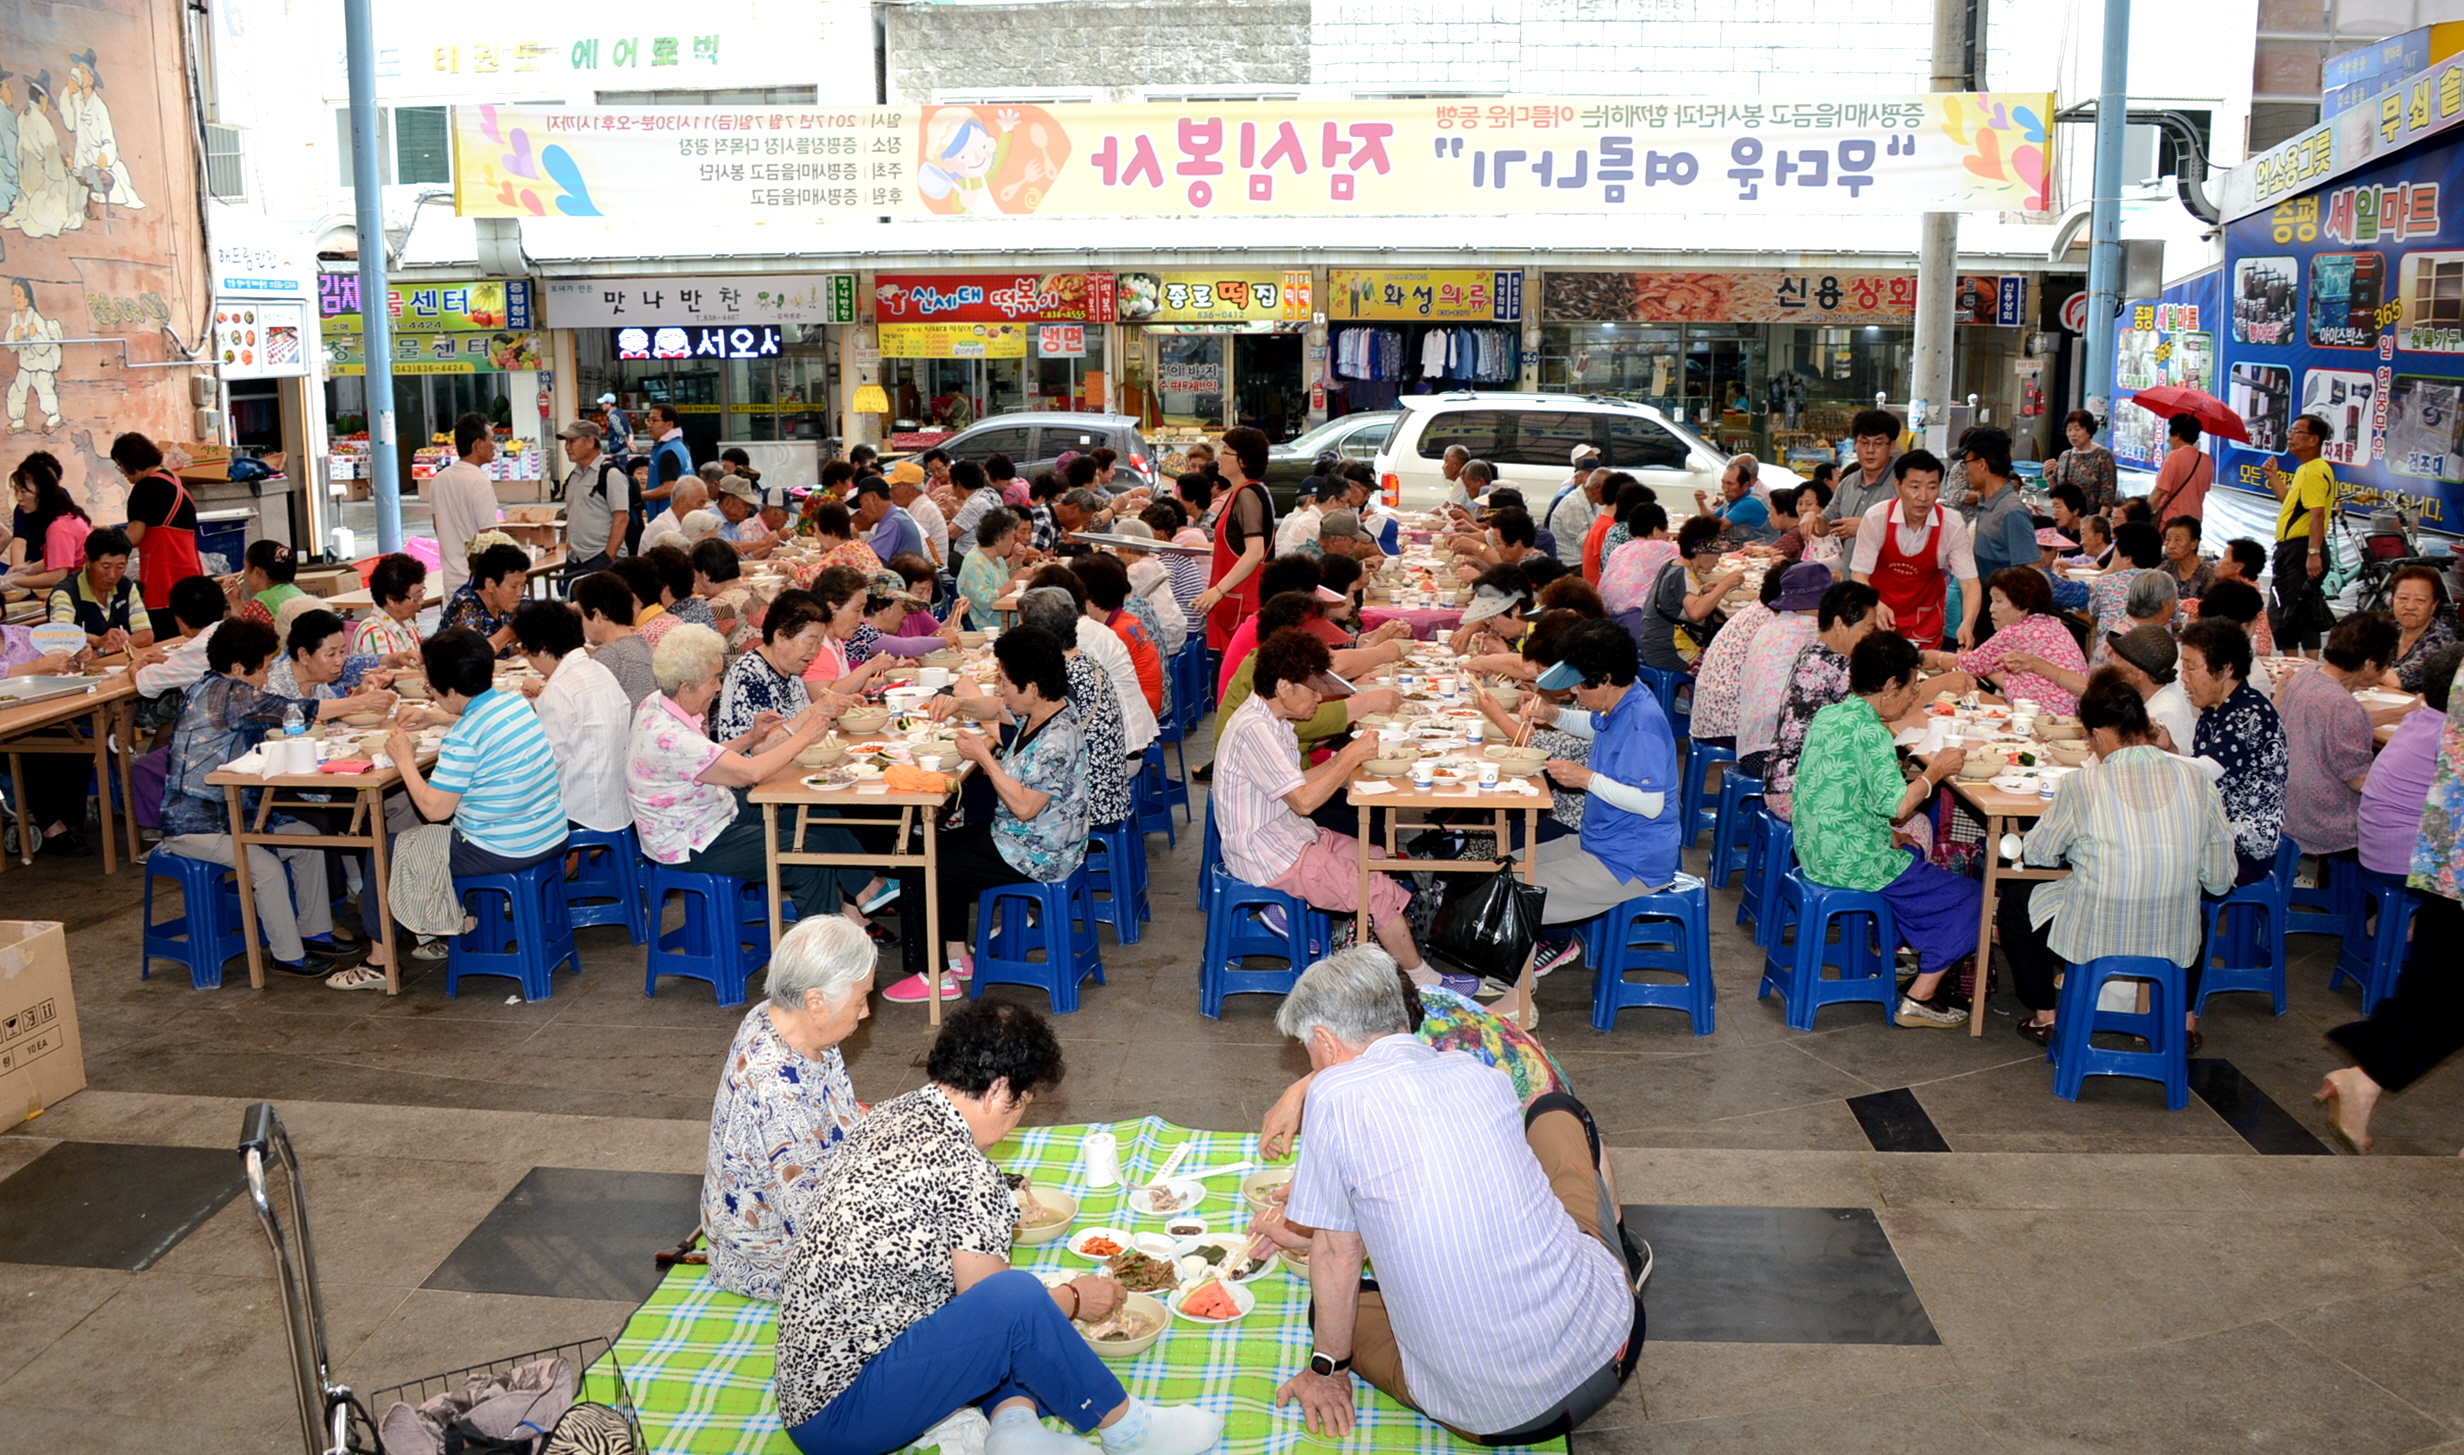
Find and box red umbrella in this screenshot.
[2125,385,2250,443]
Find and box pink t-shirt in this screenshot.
[42,515,90,572]
[2150,445,2214,521]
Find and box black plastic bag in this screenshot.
[1427,863,1546,980]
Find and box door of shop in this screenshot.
[1234,334,1304,440]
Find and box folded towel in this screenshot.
[883,765,948,794]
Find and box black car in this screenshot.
[1263,410,1400,509]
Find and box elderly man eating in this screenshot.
[1253,949,1642,1444]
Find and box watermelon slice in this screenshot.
[1182,1280,1240,1320]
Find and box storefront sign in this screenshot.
[2220,49,2464,220]
[319,276,532,333]
[612,324,784,360]
[213,300,313,380]
[328,328,545,375]
[1328,269,1522,321]
[209,207,315,298]
[2110,285,2219,466]
[1118,271,1312,324]
[2210,130,2464,525]
[450,92,2053,222]
[1157,359,1225,394]
[547,274,854,327]
[1038,324,1087,359]
[878,322,1029,358]
[874,273,1115,324]
[1543,270,2026,325]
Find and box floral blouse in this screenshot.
[161,675,308,839]
[1686,600,1774,740]
[714,647,809,744]
[2412,704,2464,901]
[1065,653,1131,827]
[1956,612,2087,716]
[1414,985,1571,1105]
[773,1086,1018,1426]
[705,583,767,657]
[2194,679,2289,870]
[441,584,512,655]
[2085,567,2144,663]
[702,1005,862,1303]
[994,705,1093,880]
[1766,641,1852,821]
[2393,618,2459,695]
[353,611,421,661]
[626,692,738,864]
[2048,442,2119,514]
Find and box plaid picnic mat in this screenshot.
[600,1116,1566,1455]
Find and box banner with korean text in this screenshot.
[450,93,2053,222]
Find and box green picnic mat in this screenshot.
[599,1117,1567,1455]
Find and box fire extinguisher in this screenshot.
[2021,375,2044,418]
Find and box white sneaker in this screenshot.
[1895,995,1966,1028]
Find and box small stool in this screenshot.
[1737,808,1794,948]
[1584,875,1715,1035]
[141,850,249,990]
[2330,874,2419,1015]
[972,866,1105,1012]
[1134,744,1179,847]
[1757,870,1899,1030]
[563,826,649,944]
[2288,847,2366,944]
[1151,717,1193,826]
[2197,839,2296,1017]
[1705,770,1765,891]
[1083,818,1152,946]
[1637,665,1691,737]
[1199,865,1331,1018]
[1197,805,1223,914]
[645,866,763,1006]
[2048,954,2190,1109]
[446,859,580,1001]
[1678,743,1736,850]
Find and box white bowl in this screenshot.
[1126,1178,1205,1218]
[1167,1277,1257,1325]
[1079,1292,1170,1360]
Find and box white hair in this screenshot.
[681,508,724,542]
[1275,945,1412,1048]
[767,916,876,1012]
[651,622,726,694]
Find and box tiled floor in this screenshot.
[3,758,2461,1454]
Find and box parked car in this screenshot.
[1372,393,1777,514]
[936,412,1156,491]
[1262,410,1401,508]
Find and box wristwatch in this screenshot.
[1308,1350,1353,1378]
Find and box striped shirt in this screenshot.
[426,688,567,858]
[1287,1036,1631,1435]
[2021,744,2238,967]
[1210,695,1322,888]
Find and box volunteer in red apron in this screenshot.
[1192,425,1277,652]
[1847,449,1980,651]
[110,431,205,613]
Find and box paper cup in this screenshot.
[918,667,951,690]
[1466,720,1485,744]
[1478,761,1501,787]
[1410,760,1435,787]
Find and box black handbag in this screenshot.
[1426,861,1547,980]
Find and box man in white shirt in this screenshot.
[427,412,501,596]
[1021,584,1155,755]
[130,574,228,703]
[888,468,950,568]
[1277,476,1328,556]
[639,478,709,555]
[511,599,633,833]
[1545,459,1606,567]
[1848,451,1980,650]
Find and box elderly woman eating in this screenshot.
[702,917,875,1301]
[772,998,1223,1455]
[441,542,530,657]
[1922,566,2090,716]
[352,552,428,663]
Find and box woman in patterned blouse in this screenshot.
[2046,410,2119,515]
[1926,567,2090,716]
[1764,580,1881,821]
[351,553,427,664]
[440,542,529,657]
[2181,618,2289,884]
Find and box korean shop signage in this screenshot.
[611,324,784,360]
[548,275,855,327]
[318,276,532,333]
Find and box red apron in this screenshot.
[134,471,204,612]
[1871,500,1947,647]
[1205,479,1272,651]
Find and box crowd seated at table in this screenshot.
[571,569,657,707]
[510,599,633,839]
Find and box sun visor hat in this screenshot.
[1303,669,1356,698]
[1534,659,1586,691]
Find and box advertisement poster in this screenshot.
[2109,269,2222,467]
[2219,45,2464,221]
[878,322,1029,359]
[1118,271,1312,325]
[213,300,312,380]
[874,273,1114,324]
[2213,132,2464,526]
[328,327,544,375]
[1328,269,1523,321]
[318,276,532,333]
[546,274,854,327]
[451,93,2053,223]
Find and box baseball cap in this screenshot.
[557,420,602,443]
[596,392,617,405]
[715,477,759,504]
[1460,584,1527,625]
[1319,508,1363,539]
[889,460,927,486]
[1772,561,1833,612]
[2106,622,2179,682]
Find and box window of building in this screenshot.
[331,106,456,186]
[594,86,820,106]
[205,123,246,200]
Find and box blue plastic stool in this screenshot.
[563,826,649,944]
[2287,845,2366,944]
[1583,875,1715,1035]
[1198,803,1223,914]
[1151,714,1193,825]
[1135,743,1180,845]
[445,859,580,1001]
[972,866,1105,1012]
[1705,770,1765,891]
[645,866,765,1006]
[1637,665,1691,737]
[2048,954,2190,1109]
[141,850,249,990]
[1737,808,1794,948]
[2330,874,2419,1015]
[1678,743,1735,850]
[1083,819,1151,945]
[2197,838,2297,1017]
[1757,870,1900,1030]
[1199,865,1330,1018]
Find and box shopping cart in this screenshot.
[241,1103,641,1455]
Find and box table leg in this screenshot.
[5,750,24,867]
[89,706,117,875]
[1968,812,2000,1037]
[1355,803,1373,947]
[762,803,785,969]
[923,805,944,1027]
[224,784,267,989]
[1513,807,1541,1029]
[116,700,140,864]
[367,793,400,995]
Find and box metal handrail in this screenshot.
[239,1103,358,1455]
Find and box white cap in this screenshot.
[596,392,617,405]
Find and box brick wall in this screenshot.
[886,0,1312,102]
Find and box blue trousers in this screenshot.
[785,1271,1128,1455]
[1875,850,1983,977]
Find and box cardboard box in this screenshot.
[295,564,361,599]
[0,921,84,1126]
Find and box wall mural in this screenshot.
[0,0,203,525]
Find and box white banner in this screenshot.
[544,275,857,327]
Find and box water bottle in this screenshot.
[282,703,306,739]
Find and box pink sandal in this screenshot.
[882,971,963,1003]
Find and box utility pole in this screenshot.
[344,0,403,552]
[1911,0,1973,456]
[2081,0,2130,430]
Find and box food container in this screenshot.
[1956,755,2000,780]
[836,708,891,735]
[1482,744,1548,776]
[1013,1188,1078,1245]
[2038,715,2082,740]
[1366,757,1417,777]
[797,741,848,768]
[1238,1167,1294,1211]
[956,630,988,648]
[1078,1292,1170,1360]
[2045,739,2093,765]
[921,650,966,668]
[338,712,387,728]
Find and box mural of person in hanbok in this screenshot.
[2,71,85,240]
[6,277,65,434]
[59,51,140,214]
[0,72,21,223]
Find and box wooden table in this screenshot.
[749,755,969,1023]
[205,744,435,994]
[1346,775,1548,1026]
[1935,772,2068,1037]
[0,672,138,871]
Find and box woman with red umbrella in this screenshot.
[2147,412,2216,522]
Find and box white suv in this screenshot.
[1372,393,1742,514]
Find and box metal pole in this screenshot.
[344,0,402,553]
[1911,0,1969,456]
[2081,0,2130,429]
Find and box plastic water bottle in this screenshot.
[282,703,305,739]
